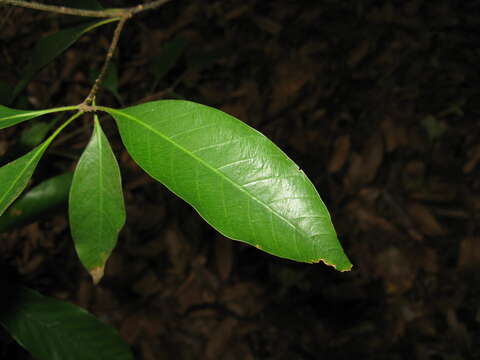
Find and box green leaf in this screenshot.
[0,143,50,217]
[11,19,117,102]
[20,122,51,147]
[105,100,352,271]
[0,104,75,130]
[69,115,126,283]
[0,111,82,217]
[0,285,133,360]
[0,172,73,233]
[19,114,62,148]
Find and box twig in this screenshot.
[0,0,173,18]
[0,0,123,17]
[3,0,174,106]
[82,17,128,106]
[129,0,173,15]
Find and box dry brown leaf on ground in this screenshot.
[120,311,145,344]
[374,247,417,295]
[205,318,238,359]
[328,135,351,173]
[251,15,282,35]
[410,180,458,202]
[343,134,383,190]
[176,258,218,312]
[458,237,480,271]
[362,133,384,183]
[346,199,399,234]
[406,202,446,237]
[268,60,313,115]
[347,40,370,68]
[215,235,233,282]
[220,282,265,317]
[464,144,480,174]
[132,270,162,297]
[344,153,364,191]
[164,225,190,276]
[381,117,407,152]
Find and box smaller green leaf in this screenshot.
[11,19,117,102]
[0,172,73,233]
[19,114,62,148]
[0,143,49,217]
[0,104,77,130]
[0,111,82,217]
[0,285,133,360]
[69,115,125,284]
[20,122,51,147]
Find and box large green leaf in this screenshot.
[0,104,76,130]
[69,115,126,283]
[0,285,133,360]
[0,172,73,232]
[0,111,82,217]
[104,100,352,270]
[11,19,117,102]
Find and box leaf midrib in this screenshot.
[96,121,105,256]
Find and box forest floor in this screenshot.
[1,1,479,359]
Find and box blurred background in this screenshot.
[0,0,479,358]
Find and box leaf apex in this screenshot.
[90,266,105,285]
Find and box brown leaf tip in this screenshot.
[90,266,105,285]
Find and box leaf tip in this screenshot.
[90,266,105,285]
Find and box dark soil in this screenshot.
[1,1,479,359]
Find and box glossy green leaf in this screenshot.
[105,100,352,270]
[11,19,117,102]
[69,115,126,283]
[0,285,133,360]
[0,172,73,233]
[0,111,82,217]
[0,104,76,130]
